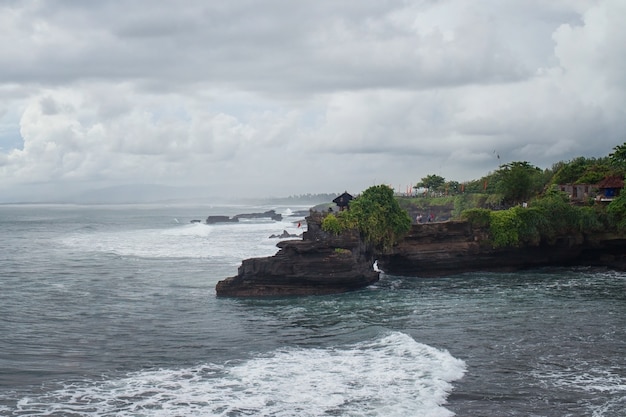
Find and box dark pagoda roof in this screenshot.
[596,175,624,189]
[332,192,353,207]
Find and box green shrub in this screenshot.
[460,208,491,228]
[475,187,608,248]
[577,206,605,232]
[530,188,579,239]
[334,248,351,255]
[321,213,343,235]
[489,210,522,247]
[344,185,412,252]
[607,193,626,230]
[512,206,547,246]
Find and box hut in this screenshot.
[596,175,624,202]
[332,192,353,211]
[558,183,596,202]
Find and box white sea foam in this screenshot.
[9,332,466,417]
[58,220,302,263]
[532,363,626,416]
[535,366,626,394]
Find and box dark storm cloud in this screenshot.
[0,0,531,94]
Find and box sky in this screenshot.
[1,0,625,202]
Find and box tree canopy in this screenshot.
[551,156,613,185]
[323,185,412,252]
[494,161,545,205]
[415,174,445,192]
[609,142,626,170]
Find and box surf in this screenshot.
[7,332,465,417]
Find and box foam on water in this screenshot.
[532,363,626,416]
[6,332,466,417]
[58,220,302,263]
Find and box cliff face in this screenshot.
[215,212,379,297]
[216,214,626,297]
[378,221,626,277]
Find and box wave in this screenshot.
[6,332,466,417]
[532,362,626,416]
[57,221,298,262]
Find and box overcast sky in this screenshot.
[1,0,625,202]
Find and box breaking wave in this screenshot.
[7,332,466,417]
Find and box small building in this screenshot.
[333,192,353,211]
[559,183,596,202]
[596,175,625,202]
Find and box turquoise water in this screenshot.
[0,204,624,416]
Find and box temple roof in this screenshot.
[332,191,353,207]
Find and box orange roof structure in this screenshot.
[596,175,624,189]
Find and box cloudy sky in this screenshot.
[1,0,625,202]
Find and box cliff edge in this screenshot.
[216,214,626,297]
[378,221,626,276]
[215,212,379,297]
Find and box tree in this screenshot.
[551,157,594,184]
[415,174,445,193]
[336,185,412,252]
[609,142,626,170]
[445,180,460,194]
[494,161,544,205]
[609,143,626,164]
[551,156,613,185]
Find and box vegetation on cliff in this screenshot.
[402,142,626,248]
[322,185,412,252]
[320,143,626,251]
[461,188,605,248]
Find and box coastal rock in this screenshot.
[216,212,379,297]
[234,210,282,221]
[378,221,626,277]
[268,230,302,239]
[216,214,626,297]
[206,215,238,224]
[206,210,283,224]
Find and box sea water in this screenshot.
[0,204,624,416]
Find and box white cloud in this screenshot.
[0,0,625,202]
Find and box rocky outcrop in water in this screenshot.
[216,214,626,297]
[268,230,302,239]
[206,210,283,224]
[216,212,379,297]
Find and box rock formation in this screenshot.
[268,230,302,239]
[216,212,379,297]
[216,213,626,297]
[206,210,283,224]
[377,221,626,276]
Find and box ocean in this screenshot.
[0,204,624,416]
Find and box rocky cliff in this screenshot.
[216,213,626,297]
[215,212,379,297]
[378,221,626,276]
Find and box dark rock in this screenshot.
[216,212,379,297]
[206,215,238,224]
[269,230,302,239]
[206,210,283,224]
[234,210,282,221]
[377,221,626,277]
[216,215,626,298]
